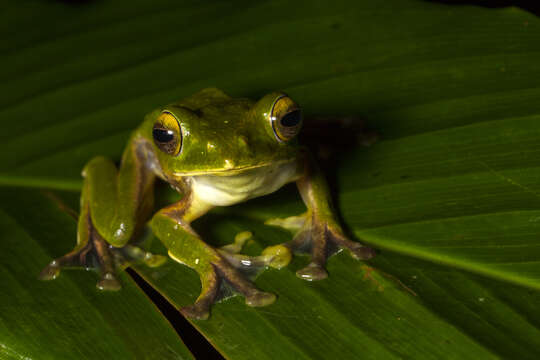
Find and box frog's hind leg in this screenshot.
[264,212,330,280]
[292,157,376,281]
[152,197,279,320]
[39,197,123,290]
[39,154,163,290]
[262,155,376,281]
[169,253,275,320]
[40,199,166,290]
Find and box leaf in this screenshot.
[134,211,540,359]
[0,189,194,360]
[1,0,540,359]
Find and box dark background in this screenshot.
[429,0,540,15]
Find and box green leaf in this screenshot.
[1,0,540,359]
[0,189,194,359]
[343,118,540,289]
[134,210,540,359]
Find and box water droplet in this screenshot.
[224,159,234,169]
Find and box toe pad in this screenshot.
[38,261,60,281]
[350,245,376,260]
[96,273,122,291]
[296,263,328,281]
[245,292,276,307]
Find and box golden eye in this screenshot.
[152,111,182,156]
[270,95,302,142]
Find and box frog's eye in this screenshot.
[270,95,303,142]
[153,112,182,156]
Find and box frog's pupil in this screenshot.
[280,110,301,127]
[153,128,175,143]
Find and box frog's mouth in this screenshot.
[171,159,298,177]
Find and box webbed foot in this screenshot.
[169,250,277,320]
[39,223,166,290]
[265,212,375,281]
[166,231,286,320]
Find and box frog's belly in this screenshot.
[190,161,300,206]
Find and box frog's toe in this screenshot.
[122,244,168,268]
[40,227,126,290]
[144,254,168,267]
[265,213,308,232]
[329,231,376,260]
[261,244,292,269]
[220,231,252,254]
[218,244,292,271]
[39,245,95,281]
[38,260,61,280]
[180,304,210,320]
[170,249,277,319]
[245,291,276,307]
[296,262,328,281]
[181,273,219,320]
[348,244,377,260]
[96,273,122,291]
[214,258,277,309]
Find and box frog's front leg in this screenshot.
[152,193,276,320]
[265,154,376,280]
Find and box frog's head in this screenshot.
[142,88,303,176]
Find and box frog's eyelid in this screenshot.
[270,94,288,114]
[167,104,202,117]
[168,104,189,110]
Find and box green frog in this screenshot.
[40,88,375,319]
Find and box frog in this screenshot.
[40,88,375,320]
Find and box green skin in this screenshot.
[40,88,375,320]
